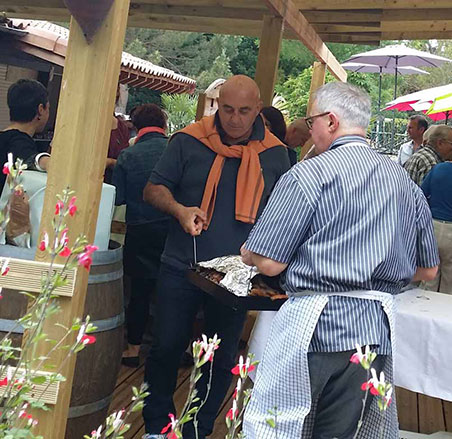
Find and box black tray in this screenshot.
[187,268,287,311]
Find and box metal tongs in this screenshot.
[192,235,197,267]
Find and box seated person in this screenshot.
[0,79,51,189]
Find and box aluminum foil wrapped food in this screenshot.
[198,255,257,297]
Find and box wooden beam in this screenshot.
[293,0,452,9]
[263,0,347,82]
[31,1,130,437]
[255,15,284,107]
[299,61,326,160]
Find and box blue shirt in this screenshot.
[421,162,452,221]
[113,132,169,225]
[246,135,439,353]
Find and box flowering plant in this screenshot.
[351,345,393,439]
[0,159,100,438]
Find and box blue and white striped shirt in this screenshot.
[246,135,439,353]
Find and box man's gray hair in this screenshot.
[314,82,371,130]
[427,124,452,148]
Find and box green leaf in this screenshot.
[31,375,47,385]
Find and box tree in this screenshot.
[161,93,197,134]
[197,50,232,91]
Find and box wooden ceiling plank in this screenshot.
[293,0,451,9]
[381,20,452,32]
[302,10,382,23]
[128,3,265,21]
[313,24,380,33]
[382,30,452,39]
[128,15,262,37]
[263,0,347,81]
[0,6,69,21]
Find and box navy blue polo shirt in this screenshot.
[149,115,291,270]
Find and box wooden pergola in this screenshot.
[1,1,450,437]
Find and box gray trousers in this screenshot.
[308,350,386,439]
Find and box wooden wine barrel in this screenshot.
[0,242,124,439]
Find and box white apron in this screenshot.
[243,290,399,439]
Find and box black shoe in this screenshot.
[121,356,139,368]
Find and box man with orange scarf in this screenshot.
[142,75,290,439]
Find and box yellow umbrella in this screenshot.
[427,92,452,124]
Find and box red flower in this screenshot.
[361,381,379,396]
[2,165,9,175]
[55,200,64,215]
[81,335,96,345]
[68,196,77,217]
[59,246,71,257]
[39,232,49,251]
[231,364,255,376]
[161,413,178,438]
[77,245,98,271]
[0,377,7,386]
[350,353,360,364]
[226,408,237,420]
[1,267,9,276]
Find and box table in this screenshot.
[248,288,452,402]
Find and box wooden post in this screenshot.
[254,15,284,106]
[30,1,130,437]
[299,61,327,160]
[195,92,207,121]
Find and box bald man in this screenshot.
[142,75,290,439]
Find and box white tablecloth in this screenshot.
[248,288,452,402]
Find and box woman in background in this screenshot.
[112,104,169,367]
[261,106,297,166]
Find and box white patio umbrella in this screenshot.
[384,83,452,113]
[341,62,429,110]
[344,45,452,99]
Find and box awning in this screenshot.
[2,19,196,94]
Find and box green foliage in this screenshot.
[126,88,161,113]
[161,93,197,134]
[196,49,232,92]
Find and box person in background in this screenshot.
[404,124,452,185]
[105,85,130,184]
[112,104,170,367]
[0,79,51,188]
[142,75,290,439]
[421,161,452,293]
[397,115,429,166]
[261,106,296,166]
[240,82,438,439]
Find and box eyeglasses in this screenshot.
[442,139,452,146]
[305,112,330,130]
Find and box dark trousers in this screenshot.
[126,277,157,345]
[308,350,386,439]
[143,264,247,439]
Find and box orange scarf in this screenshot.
[180,115,282,229]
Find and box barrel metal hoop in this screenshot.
[91,312,125,333]
[88,268,123,284]
[67,394,112,418]
[0,318,24,334]
[0,312,124,335]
